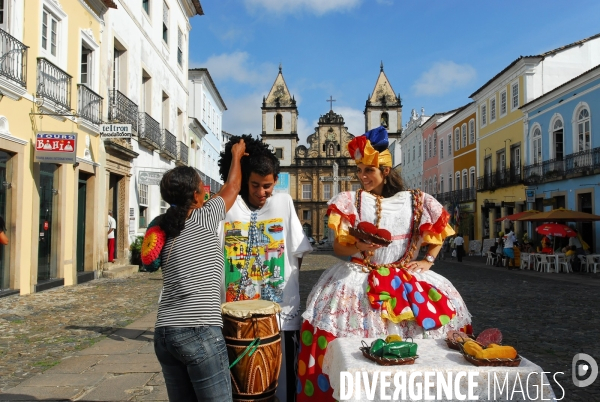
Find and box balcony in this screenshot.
[523,147,600,184]
[77,84,103,125]
[160,129,177,160]
[477,167,521,192]
[0,28,28,87]
[176,141,189,166]
[36,57,71,111]
[108,90,138,131]
[138,112,161,151]
[436,188,476,204]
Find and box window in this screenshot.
[440,176,444,193]
[162,1,169,45]
[141,70,151,113]
[470,168,475,189]
[448,173,452,191]
[577,108,590,152]
[511,82,519,109]
[511,146,521,175]
[532,127,542,164]
[160,199,168,215]
[500,90,507,116]
[469,119,475,144]
[177,28,183,66]
[202,94,206,121]
[481,104,487,126]
[302,210,311,220]
[490,97,496,122]
[497,151,506,173]
[454,128,460,151]
[440,139,444,159]
[380,112,389,127]
[455,172,460,190]
[302,184,312,200]
[428,137,432,158]
[433,134,437,156]
[80,46,91,85]
[42,9,58,57]
[274,148,283,159]
[448,134,452,154]
[418,142,421,159]
[323,183,331,200]
[162,91,169,130]
[139,207,148,228]
[412,146,415,160]
[275,113,282,130]
[553,119,564,160]
[351,183,361,192]
[462,171,468,191]
[0,1,6,30]
[461,124,467,148]
[139,183,148,205]
[142,0,149,14]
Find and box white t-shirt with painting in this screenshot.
[222,193,313,331]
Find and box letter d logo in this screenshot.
[572,353,598,387]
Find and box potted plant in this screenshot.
[129,235,144,269]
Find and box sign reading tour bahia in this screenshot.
[100,123,132,139]
[35,132,77,164]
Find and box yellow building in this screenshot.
[0,0,114,295]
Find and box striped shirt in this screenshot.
[155,196,226,328]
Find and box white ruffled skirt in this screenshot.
[302,261,472,339]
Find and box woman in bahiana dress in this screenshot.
[297,127,472,401]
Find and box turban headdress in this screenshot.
[347,126,392,167]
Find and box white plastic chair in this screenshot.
[538,255,556,273]
[486,251,498,266]
[585,255,600,273]
[520,253,530,270]
[557,255,572,273]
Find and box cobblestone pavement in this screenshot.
[0,272,163,392]
[1,253,599,401]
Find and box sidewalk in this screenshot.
[1,310,164,401]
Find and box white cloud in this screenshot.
[412,61,477,96]
[244,0,361,15]
[192,52,275,87]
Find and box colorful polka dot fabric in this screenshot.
[297,321,335,401]
[367,267,456,330]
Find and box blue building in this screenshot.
[521,64,600,251]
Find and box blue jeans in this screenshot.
[154,326,232,402]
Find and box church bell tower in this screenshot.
[261,65,299,167]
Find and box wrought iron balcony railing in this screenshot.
[523,162,543,184]
[161,129,177,160]
[565,149,592,175]
[138,112,161,150]
[435,188,476,204]
[477,173,495,191]
[0,28,28,87]
[524,148,600,184]
[36,57,71,111]
[108,90,138,131]
[177,141,189,165]
[77,84,103,125]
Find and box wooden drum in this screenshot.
[222,300,282,402]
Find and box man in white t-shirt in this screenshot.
[107,210,116,262]
[220,135,312,402]
[454,233,465,262]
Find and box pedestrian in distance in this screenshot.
[454,233,465,262]
[142,140,247,402]
[107,210,116,262]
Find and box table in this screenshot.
[322,338,558,401]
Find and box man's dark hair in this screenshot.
[219,134,280,201]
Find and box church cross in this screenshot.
[326,95,336,111]
[320,162,354,197]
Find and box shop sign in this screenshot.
[139,171,163,186]
[526,188,536,203]
[100,124,132,139]
[35,132,77,164]
[460,202,475,213]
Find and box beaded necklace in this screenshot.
[354,189,424,272]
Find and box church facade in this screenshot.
[261,65,402,241]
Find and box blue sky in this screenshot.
[189,0,600,146]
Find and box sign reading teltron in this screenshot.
[139,171,163,186]
[100,124,132,139]
[35,132,77,164]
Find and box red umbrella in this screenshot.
[535,223,577,238]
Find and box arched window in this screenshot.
[275,113,283,130]
[469,167,475,189]
[553,118,564,160]
[433,134,437,156]
[455,172,461,190]
[380,112,389,127]
[577,108,590,152]
[440,138,444,159]
[532,127,542,164]
[469,119,475,144]
[461,124,467,148]
[440,176,444,193]
[428,137,432,158]
[454,128,460,151]
[448,173,453,191]
[448,134,452,154]
[462,170,468,192]
[327,143,335,156]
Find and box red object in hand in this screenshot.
[357,221,377,234]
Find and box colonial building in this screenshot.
[400,108,429,189]
[261,65,402,241]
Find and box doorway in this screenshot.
[0,151,12,290]
[579,193,593,252]
[38,163,59,281]
[109,173,122,259]
[76,173,90,272]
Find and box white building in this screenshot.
[188,68,227,193]
[101,0,203,239]
[399,108,429,189]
